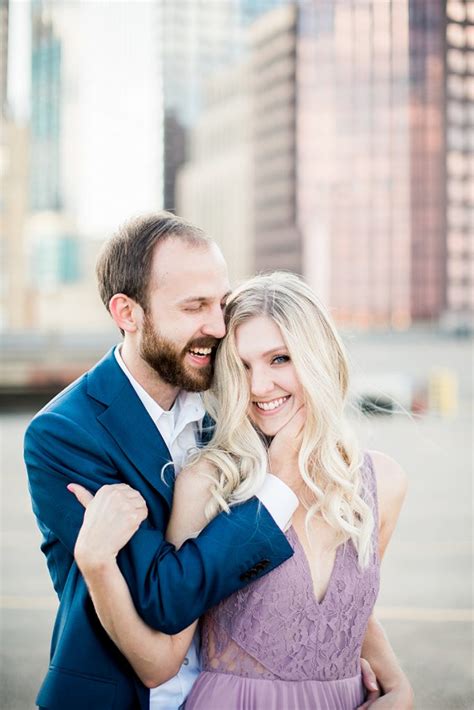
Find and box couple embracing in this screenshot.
[25,212,413,710]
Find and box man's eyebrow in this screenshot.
[179,296,208,304]
[178,292,232,305]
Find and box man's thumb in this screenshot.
[67,483,94,508]
[360,657,379,692]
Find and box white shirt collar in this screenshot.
[114,346,205,434]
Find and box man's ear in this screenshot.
[109,294,142,333]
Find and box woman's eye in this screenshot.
[185,305,203,313]
[272,355,290,365]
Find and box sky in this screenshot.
[8,0,30,120]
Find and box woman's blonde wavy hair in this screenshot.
[193,271,374,567]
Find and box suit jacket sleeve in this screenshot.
[25,410,294,634]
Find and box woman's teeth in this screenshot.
[255,396,289,411]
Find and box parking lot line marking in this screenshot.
[1,595,57,609]
[376,606,474,622]
[1,597,472,622]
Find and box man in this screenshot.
[24,212,301,710]
[25,212,408,709]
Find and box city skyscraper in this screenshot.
[30,0,61,211]
[27,0,80,294]
[160,0,241,209]
[251,4,300,273]
[176,60,255,285]
[160,0,285,210]
[300,0,471,328]
[445,0,473,326]
[179,0,457,328]
[0,0,8,117]
[298,0,449,327]
[0,0,31,330]
[408,0,447,321]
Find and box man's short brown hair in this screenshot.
[96,211,211,311]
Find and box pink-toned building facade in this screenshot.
[409,0,447,321]
[178,1,463,329]
[297,0,448,328]
[445,0,474,326]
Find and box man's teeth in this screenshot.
[255,396,289,411]
[189,347,212,356]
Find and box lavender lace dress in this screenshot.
[185,454,380,710]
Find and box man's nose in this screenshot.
[201,306,226,339]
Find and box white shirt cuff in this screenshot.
[256,474,299,532]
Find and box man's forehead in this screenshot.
[151,239,229,295]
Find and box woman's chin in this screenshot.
[253,414,292,439]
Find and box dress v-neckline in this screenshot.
[287,524,342,608]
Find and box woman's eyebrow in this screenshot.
[261,346,288,357]
[240,347,288,363]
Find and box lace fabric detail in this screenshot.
[200,453,380,682]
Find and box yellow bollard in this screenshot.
[428,368,459,416]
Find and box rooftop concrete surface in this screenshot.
[1,334,472,709]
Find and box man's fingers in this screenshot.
[359,657,380,708]
[67,483,94,508]
[356,689,379,710]
[360,658,379,693]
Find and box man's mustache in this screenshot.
[185,337,220,351]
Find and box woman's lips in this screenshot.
[252,395,290,416]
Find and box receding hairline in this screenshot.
[148,232,225,290]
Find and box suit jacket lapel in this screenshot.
[87,349,175,507]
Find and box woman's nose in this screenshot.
[250,370,274,399]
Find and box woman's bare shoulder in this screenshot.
[367,450,408,549]
[368,450,408,498]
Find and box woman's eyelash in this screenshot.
[272,355,290,364]
[241,355,289,369]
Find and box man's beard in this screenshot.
[140,313,216,392]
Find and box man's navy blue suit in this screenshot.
[24,348,294,710]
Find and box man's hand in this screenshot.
[268,405,306,493]
[357,685,414,709]
[359,658,381,706]
[357,658,414,710]
[68,483,148,572]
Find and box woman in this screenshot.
[71,272,410,709]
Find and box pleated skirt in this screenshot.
[185,671,365,710]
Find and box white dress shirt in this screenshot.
[114,346,298,709]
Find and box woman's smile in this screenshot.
[252,395,291,415]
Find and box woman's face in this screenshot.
[235,315,304,437]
